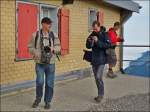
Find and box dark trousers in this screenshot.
[92,65,105,96]
[35,63,55,103]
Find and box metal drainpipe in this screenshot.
[120,10,132,74]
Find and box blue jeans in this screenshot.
[92,65,105,96]
[35,63,55,103]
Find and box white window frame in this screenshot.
[88,8,98,32]
[40,4,58,34]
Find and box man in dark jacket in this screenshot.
[86,21,111,103]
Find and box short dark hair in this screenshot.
[41,17,52,24]
[92,20,100,27]
[114,22,120,27]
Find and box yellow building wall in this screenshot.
[0,0,121,85]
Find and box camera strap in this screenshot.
[35,30,42,49]
[35,30,60,61]
[35,30,55,49]
[48,32,55,47]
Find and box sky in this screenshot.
[123,1,149,68]
[124,0,149,45]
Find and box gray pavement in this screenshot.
[1,74,150,111]
[89,93,150,111]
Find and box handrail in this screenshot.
[116,44,149,74]
[117,45,150,47]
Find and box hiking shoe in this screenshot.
[32,98,41,108]
[94,96,103,103]
[107,70,117,78]
[44,103,51,109]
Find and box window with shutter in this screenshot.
[16,2,38,60]
[58,8,70,55]
[40,5,58,34]
[88,8,97,32]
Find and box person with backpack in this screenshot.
[85,21,111,103]
[107,22,124,78]
[28,17,60,109]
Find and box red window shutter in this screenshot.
[58,8,69,55]
[17,3,38,59]
[97,11,104,26]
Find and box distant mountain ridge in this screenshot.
[124,51,150,77]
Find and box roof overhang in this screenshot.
[62,0,141,13]
[103,0,141,13]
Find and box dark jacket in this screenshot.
[86,31,111,66]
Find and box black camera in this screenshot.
[91,31,98,37]
[44,46,51,53]
[41,46,52,64]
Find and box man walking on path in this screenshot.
[86,21,111,103]
[107,22,124,78]
[28,17,60,109]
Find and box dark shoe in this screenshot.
[44,103,51,109]
[107,71,117,78]
[94,96,103,103]
[32,98,41,108]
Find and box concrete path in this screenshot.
[1,74,149,111]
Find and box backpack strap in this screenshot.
[48,31,55,46]
[34,31,39,49]
[49,31,60,61]
[34,30,55,49]
[35,30,43,49]
[34,30,60,61]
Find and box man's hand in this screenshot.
[33,50,40,59]
[50,47,55,54]
[92,36,98,42]
[117,37,124,42]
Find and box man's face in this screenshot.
[114,25,120,31]
[92,24,100,32]
[42,23,52,31]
